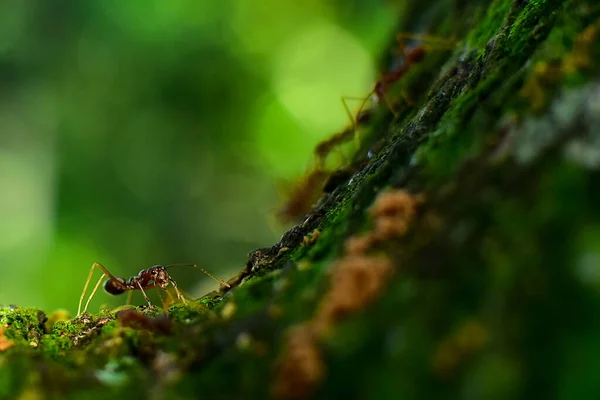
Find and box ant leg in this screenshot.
[386,87,415,113]
[396,35,410,60]
[78,262,109,316]
[168,277,187,305]
[126,290,133,306]
[78,263,98,316]
[341,96,363,129]
[136,281,153,308]
[381,91,399,117]
[399,87,415,107]
[83,273,107,315]
[78,262,124,316]
[157,289,172,310]
[341,95,372,150]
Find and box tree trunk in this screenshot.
[2,1,600,398]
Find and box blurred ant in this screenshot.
[313,110,371,169]
[343,33,455,131]
[276,110,372,224]
[310,34,426,171]
[312,33,454,174]
[276,33,454,225]
[77,262,230,316]
[276,168,331,224]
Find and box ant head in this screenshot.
[147,265,170,289]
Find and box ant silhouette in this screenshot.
[77,262,230,316]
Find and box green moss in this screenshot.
[0,307,46,348]
[465,0,513,49]
[40,334,73,358]
[196,291,224,310]
[167,302,213,324]
[409,0,598,185]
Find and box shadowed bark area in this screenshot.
[3,1,600,398]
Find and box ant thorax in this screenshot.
[132,265,170,289]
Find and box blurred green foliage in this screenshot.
[0,0,398,312]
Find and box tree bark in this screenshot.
[2,1,600,398]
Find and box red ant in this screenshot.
[275,34,454,225]
[343,33,455,131]
[77,262,230,316]
[276,167,331,224]
[313,110,372,169]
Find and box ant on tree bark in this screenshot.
[276,33,454,224]
[77,262,230,316]
[341,32,455,136]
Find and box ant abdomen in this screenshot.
[104,278,127,295]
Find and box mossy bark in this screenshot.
[3,1,600,398]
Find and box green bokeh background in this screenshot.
[0,0,398,313]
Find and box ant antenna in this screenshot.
[165,264,231,288]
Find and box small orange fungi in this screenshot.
[272,324,325,400]
[314,255,393,336]
[343,235,375,255]
[369,190,420,219]
[273,189,424,397]
[373,217,411,240]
